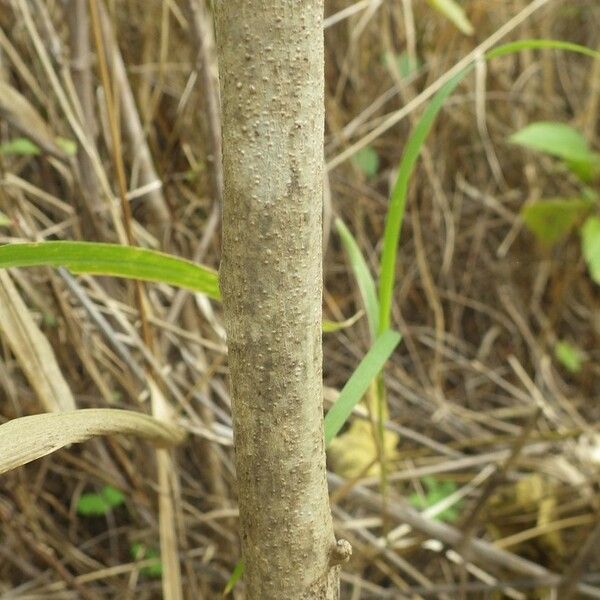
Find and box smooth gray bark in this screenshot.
[215,2,347,597]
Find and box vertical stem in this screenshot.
[215,2,346,597]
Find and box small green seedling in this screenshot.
[76,485,125,517]
[55,137,77,156]
[223,559,244,596]
[353,146,380,179]
[409,477,461,523]
[0,136,77,157]
[554,341,585,374]
[511,121,600,285]
[131,543,163,578]
[0,137,41,156]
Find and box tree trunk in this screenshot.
[214,2,346,597]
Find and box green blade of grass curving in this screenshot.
[486,39,600,61]
[377,69,466,335]
[335,218,379,339]
[223,559,245,596]
[0,241,220,300]
[324,329,401,445]
[377,39,600,336]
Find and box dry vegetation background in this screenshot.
[0,0,599,598]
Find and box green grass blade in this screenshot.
[377,39,600,336]
[335,218,379,338]
[377,70,467,335]
[0,242,220,299]
[324,329,401,445]
[486,39,600,61]
[223,559,244,596]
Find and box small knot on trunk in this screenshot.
[329,538,352,566]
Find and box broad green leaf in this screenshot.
[520,198,594,246]
[0,137,41,156]
[510,122,600,166]
[565,158,600,183]
[554,341,584,373]
[131,543,163,578]
[427,0,474,36]
[324,329,401,445]
[378,69,466,334]
[223,559,244,595]
[336,218,379,339]
[0,242,220,300]
[0,211,11,227]
[77,485,125,516]
[581,216,600,284]
[353,146,379,178]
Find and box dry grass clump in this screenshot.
[0,0,599,598]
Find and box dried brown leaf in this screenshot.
[0,408,186,475]
[0,80,66,160]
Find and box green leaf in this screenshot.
[486,39,600,61]
[565,158,600,183]
[509,122,600,166]
[0,242,220,300]
[353,146,379,178]
[554,341,585,374]
[324,329,401,445]
[581,216,600,284]
[426,0,474,36]
[55,137,77,156]
[77,486,125,516]
[520,198,594,246]
[378,69,467,334]
[0,211,11,227]
[101,485,125,507]
[0,137,41,156]
[376,40,600,337]
[409,477,460,522]
[131,543,163,578]
[335,218,379,339]
[77,493,110,516]
[223,559,244,595]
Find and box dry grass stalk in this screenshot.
[0,270,75,412]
